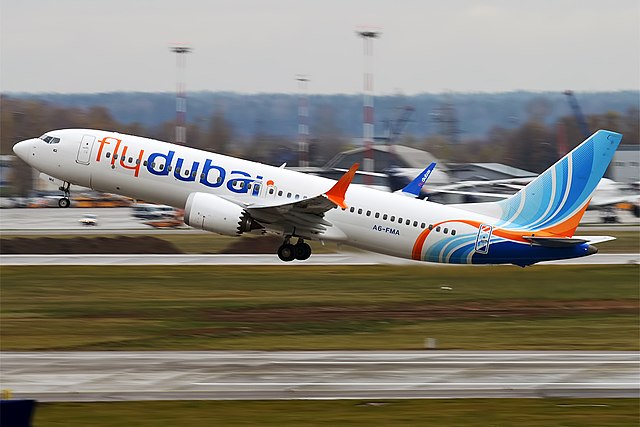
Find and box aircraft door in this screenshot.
[76,135,95,165]
[474,224,493,254]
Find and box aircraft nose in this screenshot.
[13,139,33,161]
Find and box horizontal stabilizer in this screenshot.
[523,235,615,247]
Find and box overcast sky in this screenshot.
[2,0,639,94]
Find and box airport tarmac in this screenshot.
[1,351,637,401]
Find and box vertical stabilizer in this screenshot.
[460,130,622,236]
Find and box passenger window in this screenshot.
[217,177,222,183]
[413,221,418,227]
[114,154,118,160]
[383,214,388,220]
[106,153,111,158]
[444,228,448,234]
[287,192,292,198]
[143,160,147,166]
[185,170,190,176]
[295,194,300,200]
[366,210,371,216]
[192,171,197,178]
[406,219,410,225]
[436,226,441,232]
[428,224,433,230]
[269,188,274,194]
[350,207,355,213]
[159,164,164,171]
[175,167,180,173]
[136,159,140,165]
[278,190,283,196]
[398,217,403,224]
[451,230,456,236]
[420,222,426,229]
[128,157,133,163]
[390,216,395,221]
[375,212,380,218]
[151,162,155,168]
[200,173,205,179]
[358,208,363,215]
[240,182,245,189]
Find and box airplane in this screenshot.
[13,129,622,266]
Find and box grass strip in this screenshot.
[33,399,640,427]
[1,265,638,351]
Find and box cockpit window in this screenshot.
[39,135,60,144]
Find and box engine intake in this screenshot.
[184,192,261,236]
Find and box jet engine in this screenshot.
[184,192,261,236]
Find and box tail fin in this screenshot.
[459,130,622,236]
[397,162,436,197]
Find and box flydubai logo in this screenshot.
[95,136,270,194]
[418,169,432,189]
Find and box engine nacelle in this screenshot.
[184,192,260,236]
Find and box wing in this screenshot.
[244,163,359,236]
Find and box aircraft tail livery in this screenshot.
[455,130,623,237]
[13,128,622,266]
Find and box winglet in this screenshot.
[325,163,359,208]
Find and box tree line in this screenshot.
[2,94,637,181]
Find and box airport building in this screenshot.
[611,145,640,183]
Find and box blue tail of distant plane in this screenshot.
[400,162,436,197]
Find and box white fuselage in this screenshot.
[16,129,497,261]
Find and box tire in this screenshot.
[277,243,296,262]
[294,242,312,261]
[58,198,70,208]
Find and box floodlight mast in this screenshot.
[296,75,310,167]
[170,46,192,144]
[357,30,381,185]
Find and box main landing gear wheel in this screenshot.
[277,243,296,262]
[294,241,312,261]
[58,197,71,208]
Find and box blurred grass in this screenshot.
[34,399,640,426]
[1,228,637,253]
[1,265,638,351]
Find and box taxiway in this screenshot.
[1,351,637,401]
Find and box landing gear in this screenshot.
[277,237,312,262]
[294,239,312,261]
[58,181,71,208]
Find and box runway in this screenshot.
[1,351,637,401]
[1,253,638,266]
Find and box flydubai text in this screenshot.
[95,136,269,194]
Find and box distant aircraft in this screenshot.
[425,175,639,222]
[13,129,622,266]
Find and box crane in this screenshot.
[382,106,415,144]
[563,90,590,138]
